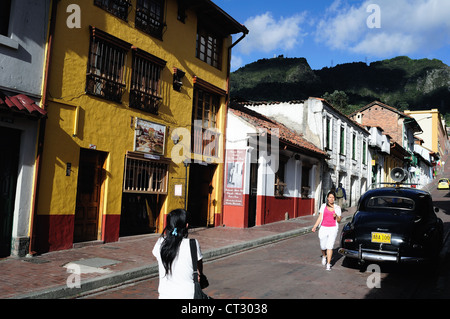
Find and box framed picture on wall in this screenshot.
[134,118,166,155]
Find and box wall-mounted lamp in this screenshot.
[66,163,72,176]
[172,133,180,145]
[173,67,185,92]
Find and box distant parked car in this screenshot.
[339,187,443,265]
[437,178,450,190]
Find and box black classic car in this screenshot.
[339,186,443,264]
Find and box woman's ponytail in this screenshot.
[160,209,189,276]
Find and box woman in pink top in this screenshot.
[312,191,342,270]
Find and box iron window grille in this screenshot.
[123,152,168,194]
[135,0,165,40]
[94,0,131,21]
[275,155,288,197]
[130,49,166,114]
[86,27,131,103]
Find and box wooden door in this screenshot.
[74,149,106,243]
[188,164,216,227]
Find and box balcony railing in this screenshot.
[129,89,162,114]
[86,73,125,103]
[94,0,131,21]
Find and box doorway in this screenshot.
[0,127,20,257]
[74,148,107,243]
[350,177,357,208]
[248,162,258,227]
[187,163,216,227]
[120,193,163,236]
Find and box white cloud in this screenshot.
[351,33,416,56]
[315,0,450,58]
[231,54,244,71]
[237,12,307,55]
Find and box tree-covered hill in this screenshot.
[230,56,450,116]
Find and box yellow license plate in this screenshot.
[371,232,391,244]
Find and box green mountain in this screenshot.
[230,56,450,116]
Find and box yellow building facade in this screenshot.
[404,109,449,177]
[33,0,247,253]
[404,109,449,157]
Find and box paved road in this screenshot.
[83,215,450,300]
[81,179,450,300]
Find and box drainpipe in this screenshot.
[220,29,248,227]
[28,0,58,256]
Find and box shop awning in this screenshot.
[0,91,47,119]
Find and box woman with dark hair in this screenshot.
[152,209,204,299]
[312,191,342,271]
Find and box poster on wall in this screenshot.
[224,149,246,206]
[134,118,166,155]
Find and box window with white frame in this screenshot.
[325,117,332,150]
[362,139,367,165]
[339,125,345,155]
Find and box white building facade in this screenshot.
[413,143,434,188]
[223,104,327,228]
[243,97,371,210]
[365,126,391,188]
[0,0,50,257]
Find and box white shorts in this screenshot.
[318,226,339,250]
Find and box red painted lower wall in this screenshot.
[223,195,315,228]
[102,214,121,243]
[34,214,121,253]
[34,214,74,253]
[223,194,250,228]
[223,204,247,228]
[262,196,314,224]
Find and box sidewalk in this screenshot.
[0,207,356,299]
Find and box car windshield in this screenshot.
[439,179,448,183]
[366,196,415,211]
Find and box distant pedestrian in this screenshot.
[335,183,347,208]
[152,209,204,299]
[312,191,342,270]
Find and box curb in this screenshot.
[14,215,353,299]
[16,264,159,299]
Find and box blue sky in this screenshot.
[215,0,450,71]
